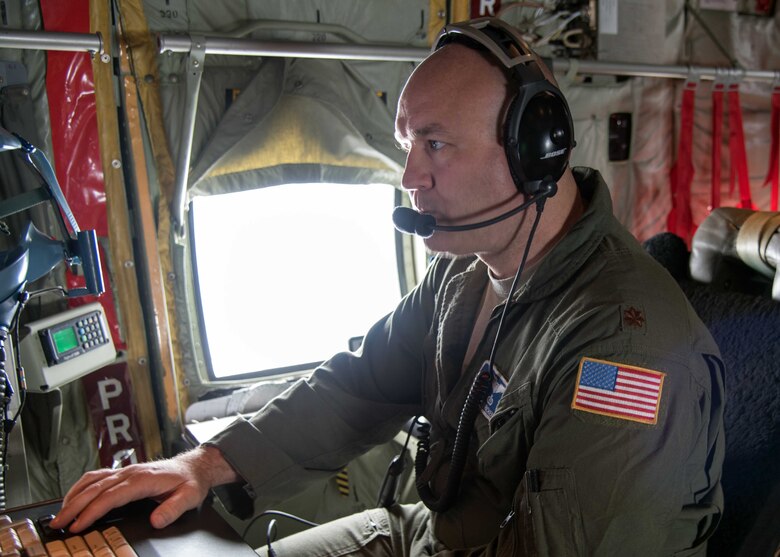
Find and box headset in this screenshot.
[392,17,575,238]
[437,17,575,196]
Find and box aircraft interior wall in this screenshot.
[0,0,777,554]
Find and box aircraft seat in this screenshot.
[643,225,780,557]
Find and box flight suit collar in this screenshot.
[510,166,613,303]
[435,257,489,401]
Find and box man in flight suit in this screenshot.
[52,18,725,556]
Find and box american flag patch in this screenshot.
[571,357,665,424]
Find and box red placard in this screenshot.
[82,362,147,468]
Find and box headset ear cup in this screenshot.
[505,89,574,196]
[503,94,527,193]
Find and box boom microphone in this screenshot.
[392,181,557,238]
[392,207,436,237]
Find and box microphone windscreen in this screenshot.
[392,207,435,238]
[392,206,418,234]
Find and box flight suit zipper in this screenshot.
[500,468,539,528]
[499,509,515,528]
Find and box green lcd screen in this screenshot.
[52,327,79,354]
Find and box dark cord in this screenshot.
[9,291,30,426]
[241,508,319,541]
[376,416,420,507]
[400,416,418,453]
[266,519,278,557]
[415,191,549,512]
[485,194,547,379]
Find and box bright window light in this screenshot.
[191,183,405,379]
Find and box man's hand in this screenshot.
[50,445,240,533]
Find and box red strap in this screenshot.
[711,81,725,211]
[727,82,755,209]
[763,83,780,211]
[668,79,697,245]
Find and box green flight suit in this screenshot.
[209,167,725,555]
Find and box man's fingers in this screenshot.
[52,462,209,533]
[59,468,118,510]
[51,469,128,529]
[148,489,201,529]
[65,473,155,532]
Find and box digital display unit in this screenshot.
[39,308,109,366]
[20,302,117,392]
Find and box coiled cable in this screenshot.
[414,194,548,512]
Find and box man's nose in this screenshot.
[401,147,433,192]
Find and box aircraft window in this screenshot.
[190,182,416,380]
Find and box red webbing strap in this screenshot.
[668,77,698,245]
[727,81,755,209]
[762,80,780,211]
[711,78,725,211]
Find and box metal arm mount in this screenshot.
[0,127,104,298]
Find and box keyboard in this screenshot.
[0,513,135,556]
[0,499,258,556]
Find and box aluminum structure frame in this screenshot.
[0,27,777,236]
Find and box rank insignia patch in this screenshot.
[622,305,645,329]
[571,357,665,424]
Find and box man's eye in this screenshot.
[428,140,444,151]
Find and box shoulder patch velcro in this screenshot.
[571,357,665,424]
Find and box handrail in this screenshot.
[157,35,427,62]
[0,29,103,55]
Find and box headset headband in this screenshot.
[436,18,536,67]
